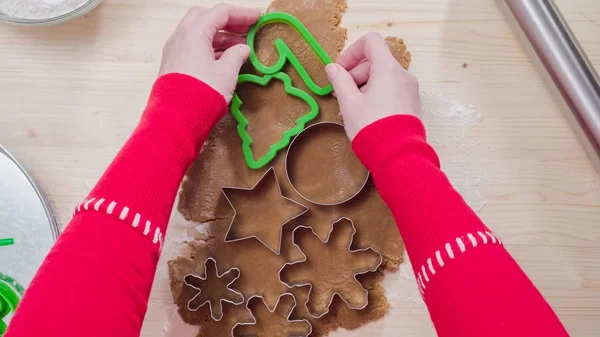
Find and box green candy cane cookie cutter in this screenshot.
[232,12,334,170]
[246,12,334,95]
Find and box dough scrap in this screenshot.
[170,0,412,335]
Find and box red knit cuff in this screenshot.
[352,115,440,172]
[73,198,163,252]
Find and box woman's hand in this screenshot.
[325,33,422,141]
[159,4,261,103]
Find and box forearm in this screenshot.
[6,74,226,337]
[353,115,568,337]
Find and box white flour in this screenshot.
[0,0,88,20]
[421,91,491,212]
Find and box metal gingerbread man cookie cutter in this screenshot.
[278,218,383,318]
[231,293,312,337]
[231,12,334,170]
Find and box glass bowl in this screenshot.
[0,0,104,26]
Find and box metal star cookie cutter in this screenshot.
[231,293,312,337]
[222,167,309,255]
[183,257,244,321]
[278,217,383,318]
[284,122,370,206]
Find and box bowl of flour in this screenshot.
[0,0,103,25]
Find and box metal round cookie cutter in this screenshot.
[285,122,369,206]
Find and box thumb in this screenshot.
[325,63,361,100]
[219,44,250,71]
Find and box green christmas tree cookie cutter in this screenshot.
[232,12,334,170]
[232,72,319,170]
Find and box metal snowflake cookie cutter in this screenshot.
[221,167,309,255]
[231,293,312,337]
[284,122,370,206]
[183,257,244,321]
[278,217,383,318]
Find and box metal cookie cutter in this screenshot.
[222,167,309,255]
[232,293,312,337]
[278,218,383,318]
[285,122,370,206]
[183,257,244,321]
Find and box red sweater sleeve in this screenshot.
[5,74,227,337]
[352,115,569,337]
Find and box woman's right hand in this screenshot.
[325,33,422,141]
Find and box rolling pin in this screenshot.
[504,0,600,168]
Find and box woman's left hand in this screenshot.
[159,3,261,103]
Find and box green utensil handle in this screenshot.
[0,239,14,247]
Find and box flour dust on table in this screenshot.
[0,0,88,20]
[421,91,491,212]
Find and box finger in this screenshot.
[214,50,224,60]
[219,44,251,70]
[201,4,261,42]
[337,32,391,70]
[325,63,361,100]
[223,24,255,35]
[347,60,371,86]
[213,32,247,51]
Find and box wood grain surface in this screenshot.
[1,0,599,336]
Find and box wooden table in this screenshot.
[1,0,599,336]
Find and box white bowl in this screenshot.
[0,0,104,26]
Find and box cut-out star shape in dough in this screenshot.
[222,167,309,254]
[184,258,244,321]
[279,218,383,318]
[232,294,312,337]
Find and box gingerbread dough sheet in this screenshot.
[169,0,413,335]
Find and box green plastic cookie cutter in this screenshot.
[247,12,334,95]
[232,72,319,170]
[0,275,22,336]
[232,12,334,169]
